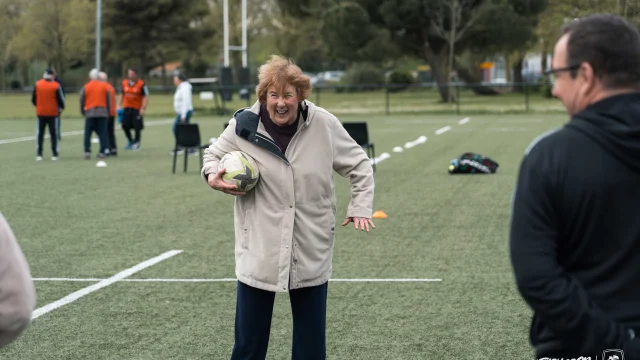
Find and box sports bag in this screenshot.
[448,152,499,174]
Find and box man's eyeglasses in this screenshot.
[544,65,580,85]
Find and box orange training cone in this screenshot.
[372,210,388,219]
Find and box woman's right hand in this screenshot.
[207,168,246,196]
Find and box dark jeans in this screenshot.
[84,117,108,154]
[37,116,59,156]
[231,280,328,360]
[107,116,117,153]
[122,108,143,144]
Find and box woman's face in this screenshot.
[266,84,299,126]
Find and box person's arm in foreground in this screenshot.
[0,212,36,348]
[201,119,245,196]
[330,117,375,231]
[509,150,639,357]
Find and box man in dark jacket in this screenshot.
[510,14,640,359]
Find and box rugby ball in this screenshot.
[219,151,260,192]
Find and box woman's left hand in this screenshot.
[341,217,375,232]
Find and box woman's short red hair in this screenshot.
[255,55,312,103]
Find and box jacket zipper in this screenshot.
[254,133,290,165]
[284,121,309,160]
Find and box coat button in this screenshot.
[286,245,289,249]
[289,205,293,208]
[283,286,286,290]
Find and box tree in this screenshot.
[11,0,94,78]
[102,0,214,82]
[301,0,548,101]
[320,2,397,66]
[427,0,490,100]
[0,0,23,88]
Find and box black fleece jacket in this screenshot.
[510,92,640,359]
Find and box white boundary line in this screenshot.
[435,126,452,135]
[370,118,467,166]
[0,119,174,145]
[32,277,442,283]
[31,250,183,320]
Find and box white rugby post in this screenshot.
[95,0,102,70]
[223,0,247,67]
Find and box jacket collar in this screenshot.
[243,100,312,124]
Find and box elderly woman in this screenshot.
[201,55,375,359]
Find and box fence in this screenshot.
[0,82,566,118]
[192,82,564,116]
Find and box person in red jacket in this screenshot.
[31,69,65,161]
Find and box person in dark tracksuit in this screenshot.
[32,69,65,161]
[510,14,640,359]
[80,68,111,159]
[99,71,118,156]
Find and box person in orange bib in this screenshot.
[99,71,118,156]
[80,68,112,159]
[118,68,148,151]
[31,69,65,161]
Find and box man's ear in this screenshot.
[579,62,597,84]
[579,62,600,93]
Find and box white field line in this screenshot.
[32,277,442,283]
[403,136,427,149]
[31,250,183,320]
[370,152,391,165]
[372,118,464,165]
[0,119,174,145]
[435,126,451,135]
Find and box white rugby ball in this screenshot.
[219,151,260,192]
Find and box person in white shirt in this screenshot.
[171,73,194,155]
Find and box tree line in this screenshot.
[0,0,639,102]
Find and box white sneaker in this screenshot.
[51,156,59,161]
[36,156,43,161]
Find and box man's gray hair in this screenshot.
[89,68,99,80]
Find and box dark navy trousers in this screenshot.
[84,117,108,154]
[230,280,328,360]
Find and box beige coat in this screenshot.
[202,100,374,292]
[0,212,36,348]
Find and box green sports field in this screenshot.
[0,91,568,359]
